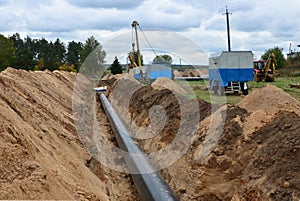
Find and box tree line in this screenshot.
[0,33,105,72]
[1,32,296,74]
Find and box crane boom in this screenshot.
[132,21,142,67]
[128,20,172,82]
[128,20,146,81]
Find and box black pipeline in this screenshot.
[98,93,178,201]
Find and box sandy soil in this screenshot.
[101,76,300,201]
[174,69,209,77]
[0,68,137,200]
[1,68,299,201]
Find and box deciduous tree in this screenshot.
[0,34,16,71]
[261,47,285,69]
[80,36,100,63]
[153,54,172,63]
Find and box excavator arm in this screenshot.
[264,53,278,82]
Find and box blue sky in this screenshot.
[1,0,299,64]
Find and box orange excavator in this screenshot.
[253,53,278,82]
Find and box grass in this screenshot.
[176,76,300,105]
[176,80,243,105]
[248,76,300,102]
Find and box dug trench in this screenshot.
[0,68,299,201]
[98,76,300,201]
[0,68,138,200]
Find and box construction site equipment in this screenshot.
[98,92,178,201]
[128,21,173,82]
[209,51,254,95]
[289,83,300,89]
[129,22,143,70]
[253,53,278,82]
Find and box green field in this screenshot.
[248,76,300,101]
[177,76,300,105]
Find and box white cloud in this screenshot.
[67,0,145,9]
[102,29,208,65]
[1,0,300,61]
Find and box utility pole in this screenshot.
[223,6,232,52]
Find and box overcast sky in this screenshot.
[1,0,299,64]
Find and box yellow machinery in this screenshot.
[127,21,173,82]
[128,21,144,79]
[253,53,278,82]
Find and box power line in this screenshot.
[138,25,157,57]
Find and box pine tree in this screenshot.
[110,57,122,75]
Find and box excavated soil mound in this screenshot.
[237,84,300,115]
[104,76,300,201]
[151,77,187,94]
[2,68,299,201]
[0,68,110,200]
[103,77,212,153]
[242,111,300,200]
[129,85,212,152]
[175,69,209,77]
[101,73,124,81]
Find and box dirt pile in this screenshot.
[105,77,300,201]
[237,84,300,115]
[0,68,139,200]
[105,77,211,152]
[151,77,187,94]
[174,69,208,77]
[241,111,300,200]
[236,84,300,141]
[2,68,299,201]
